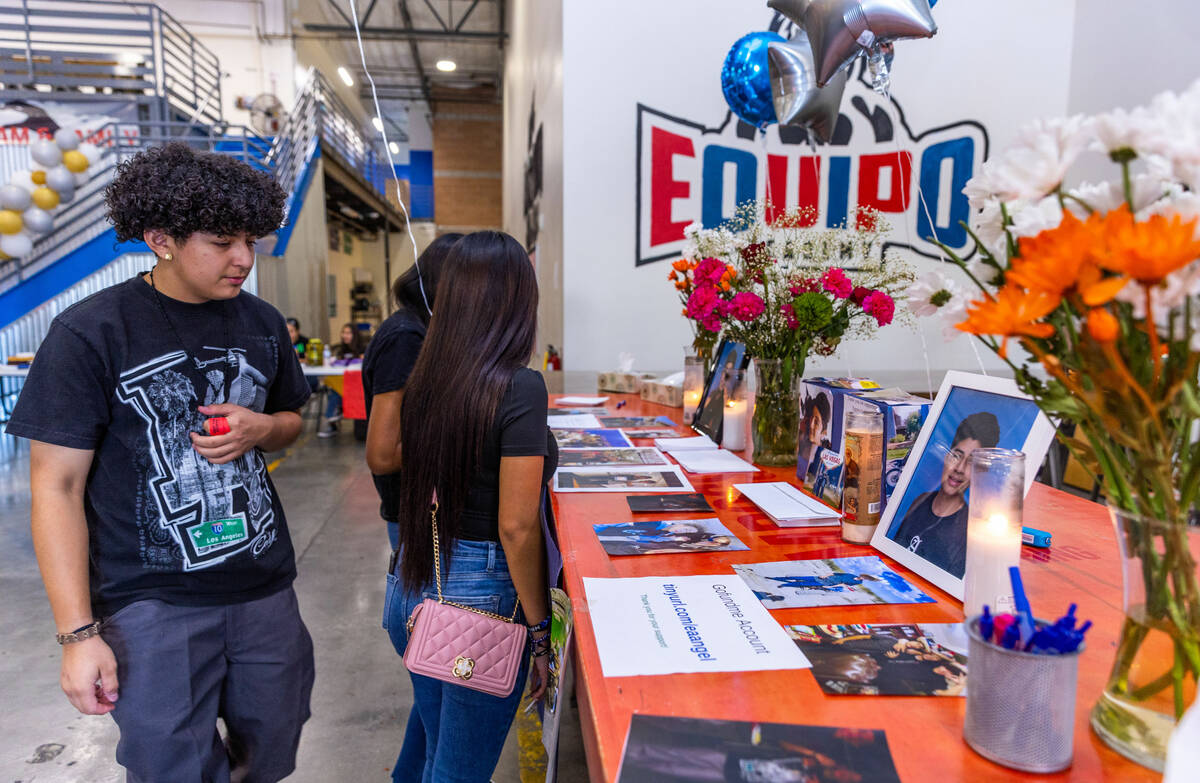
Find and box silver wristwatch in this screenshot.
[56,621,101,645]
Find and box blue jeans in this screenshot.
[383,539,529,783]
[324,388,343,418]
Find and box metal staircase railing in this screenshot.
[0,0,223,127]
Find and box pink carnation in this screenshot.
[863,290,895,326]
[693,257,727,287]
[821,268,853,299]
[728,291,765,322]
[686,285,723,333]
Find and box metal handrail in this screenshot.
[0,0,222,126]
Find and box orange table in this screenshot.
[550,393,1159,782]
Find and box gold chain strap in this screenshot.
[431,500,521,623]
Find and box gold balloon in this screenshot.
[62,150,89,173]
[31,170,47,186]
[0,209,22,234]
[31,187,60,210]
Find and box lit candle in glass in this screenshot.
[963,448,1025,619]
[721,367,748,451]
[683,352,705,424]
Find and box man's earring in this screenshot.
[164,253,173,261]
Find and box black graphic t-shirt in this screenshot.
[891,491,968,577]
[7,275,311,617]
[361,307,426,523]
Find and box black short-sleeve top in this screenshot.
[459,366,558,541]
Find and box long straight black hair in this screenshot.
[396,231,539,591]
[392,232,464,326]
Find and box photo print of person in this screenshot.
[557,448,670,468]
[882,386,1043,579]
[785,623,969,697]
[796,386,834,483]
[615,714,901,783]
[552,428,634,449]
[592,518,748,556]
[733,556,935,609]
[553,468,694,493]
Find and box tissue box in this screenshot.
[795,378,881,510]
[640,379,683,407]
[845,389,932,515]
[597,371,655,394]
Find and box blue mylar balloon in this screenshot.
[721,31,786,129]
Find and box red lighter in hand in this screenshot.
[204,417,231,436]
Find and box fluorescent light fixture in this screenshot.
[372,116,384,132]
[389,141,401,155]
[337,66,354,86]
[436,59,457,72]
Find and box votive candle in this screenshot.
[963,448,1025,619]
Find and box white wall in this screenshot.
[504,0,564,382]
[558,0,1086,388]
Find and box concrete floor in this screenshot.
[0,414,587,782]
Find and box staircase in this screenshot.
[0,1,398,358]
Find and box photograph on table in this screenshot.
[592,518,748,556]
[626,493,714,513]
[615,715,901,783]
[785,623,969,696]
[553,466,694,493]
[733,556,936,608]
[692,339,748,443]
[552,428,634,449]
[548,407,611,416]
[599,415,676,429]
[870,371,1055,599]
[623,427,680,440]
[558,448,670,468]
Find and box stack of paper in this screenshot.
[733,482,841,527]
[555,395,609,406]
[547,414,601,429]
[671,448,759,474]
[653,434,717,452]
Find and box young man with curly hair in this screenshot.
[6,142,314,782]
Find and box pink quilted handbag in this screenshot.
[403,503,526,698]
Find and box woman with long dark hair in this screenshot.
[382,231,555,782]
[364,233,462,547]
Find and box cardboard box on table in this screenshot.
[597,372,656,394]
[797,379,932,514]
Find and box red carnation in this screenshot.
[850,285,872,305]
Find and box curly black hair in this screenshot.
[104,141,286,243]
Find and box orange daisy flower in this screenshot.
[672,258,690,272]
[1008,211,1126,305]
[1095,206,1200,285]
[958,284,1059,357]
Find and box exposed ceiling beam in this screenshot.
[301,23,506,41]
[396,0,433,107]
[455,0,483,32]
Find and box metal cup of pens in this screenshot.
[963,567,1088,773]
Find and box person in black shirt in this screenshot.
[381,231,556,782]
[285,316,308,358]
[890,411,1001,577]
[7,142,313,782]
[363,232,462,547]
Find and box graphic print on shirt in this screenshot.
[117,347,275,571]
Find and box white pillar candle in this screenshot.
[964,512,1022,619]
[723,398,748,451]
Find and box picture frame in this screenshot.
[870,371,1055,600]
[692,339,748,442]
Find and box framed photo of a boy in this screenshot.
[870,371,1055,600]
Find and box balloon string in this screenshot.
[761,128,773,216]
[916,317,935,397]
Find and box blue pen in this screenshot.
[616,400,626,409]
[1062,620,1092,653]
[979,605,994,641]
[1008,566,1037,646]
[1001,623,1020,649]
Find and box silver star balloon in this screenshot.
[770,0,937,87]
[767,33,847,144]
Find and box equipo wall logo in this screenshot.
[635,68,989,266]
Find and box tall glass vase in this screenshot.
[1090,507,1200,771]
[751,358,801,467]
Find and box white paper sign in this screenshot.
[582,574,811,677]
[547,414,601,429]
